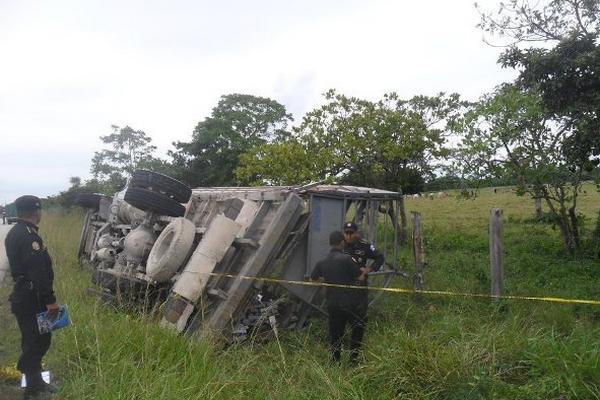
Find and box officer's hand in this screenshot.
[357,269,368,281]
[46,303,60,321]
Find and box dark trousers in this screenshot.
[14,312,52,378]
[327,303,367,362]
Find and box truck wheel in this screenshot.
[146,217,196,282]
[124,187,186,217]
[75,193,102,209]
[130,170,192,203]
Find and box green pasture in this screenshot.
[1,186,599,399]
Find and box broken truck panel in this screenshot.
[77,170,402,341]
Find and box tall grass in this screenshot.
[1,187,599,399]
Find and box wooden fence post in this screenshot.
[368,200,378,245]
[412,212,424,300]
[398,188,408,245]
[489,208,504,303]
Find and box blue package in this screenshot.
[36,305,71,334]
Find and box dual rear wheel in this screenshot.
[124,170,192,217]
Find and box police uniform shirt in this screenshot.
[344,239,384,271]
[6,220,55,314]
[311,249,362,307]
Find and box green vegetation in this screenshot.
[236,90,466,193]
[1,186,599,399]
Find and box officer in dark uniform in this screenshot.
[342,222,384,360]
[6,195,58,399]
[343,221,385,295]
[311,231,367,364]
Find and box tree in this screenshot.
[478,0,600,166]
[91,125,158,192]
[236,139,321,186]
[476,0,600,253]
[50,177,81,208]
[499,36,600,172]
[455,84,585,254]
[237,90,466,192]
[171,94,293,187]
[476,0,600,44]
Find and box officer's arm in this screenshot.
[367,244,384,271]
[345,257,363,280]
[23,239,56,306]
[310,262,323,281]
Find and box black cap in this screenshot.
[329,230,345,246]
[343,221,358,233]
[15,195,42,213]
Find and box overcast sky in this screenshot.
[0,0,516,203]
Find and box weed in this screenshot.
[0,186,599,399]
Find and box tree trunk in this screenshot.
[568,206,581,251]
[534,197,543,220]
[542,194,575,255]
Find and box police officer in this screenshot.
[342,221,384,359]
[343,221,385,290]
[6,195,58,399]
[311,231,367,364]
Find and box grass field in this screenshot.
[1,186,599,399]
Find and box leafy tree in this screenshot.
[476,0,600,44]
[478,0,600,167]
[236,139,321,186]
[237,90,466,193]
[499,36,600,172]
[91,125,158,192]
[171,94,293,186]
[455,84,585,254]
[476,0,600,253]
[47,177,82,209]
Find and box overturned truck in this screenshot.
[77,170,403,341]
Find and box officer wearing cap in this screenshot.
[311,231,367,364]
[343,221,384,337]
[6,195,58,399]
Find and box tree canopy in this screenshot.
[171,94,293,187]
[477,0,600,44]
[465,0,600,254]
[237,90,466,193]
[500,35,600,171]
[90,125,159,192]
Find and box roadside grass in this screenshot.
[1,186,599,399]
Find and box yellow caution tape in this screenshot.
[206,272,600,306]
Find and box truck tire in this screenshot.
[146,217,196,282]
[75,193,102,209]
[130,170,192,203]
[124,187,186,217]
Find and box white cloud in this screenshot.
[0,0,515,203]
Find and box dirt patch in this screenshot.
[0,381,22,400]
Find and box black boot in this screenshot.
[23,372,53,399]
[349,349,362,366]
